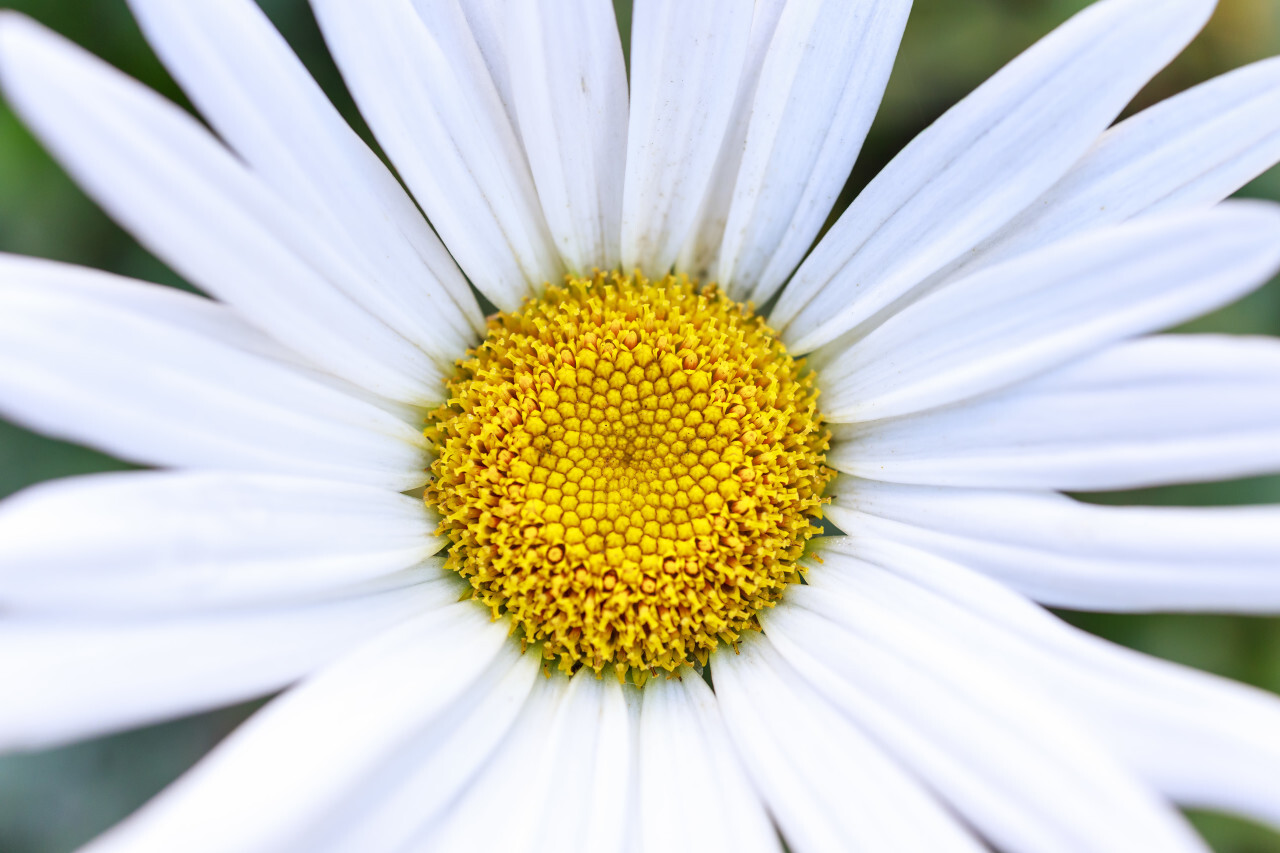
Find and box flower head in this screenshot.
[1,0,1280,851]
[427,271,832,677]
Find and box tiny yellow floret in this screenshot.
[425,272,833,681]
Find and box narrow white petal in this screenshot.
[773,0,1216,353]
[527,675,635,853]
[0,255,413,420]
[827,476,1280,613]
[714,633,985,853]
[0,14,439,403]
[294,646,542,853]
[124,0,484,356]
[311,0,562,310]
[0,262,430,489]
[82,604,536,853]
[765,589,1208,852]
[831,335,1280,490]
[808,56,1280,358]
[0,254,277,357]
[423,673,636,853]
[447,0,520,134]
[0,471,444,613]
[938,55,1280,288]
[817,204,1280,422]
[0,256,419,420]
[719,0,912,304]
[639,675,780,853]
[675,0,788,283]
[621,0,753,276]
[419,675,568,853]
[287,648,543,853]
[813,537,1280,829]
[0,571,460,751]
[507,0,629,274]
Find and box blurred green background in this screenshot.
[0,0,1278,850]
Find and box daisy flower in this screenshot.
[2,0,1280,850]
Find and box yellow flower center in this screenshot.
[425,272,833,681]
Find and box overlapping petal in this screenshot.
[715,632,985,852]
[0,571,460,751]
[621,0,753,276]
[0,14,440,403]
[0,258,430,488]
[829,335,1280,490]
[812,537,1280,828]
[807,54,1280,363]
[638,675,780,853]
[0,471,445,613]
[716,0,911,304]
[80,605,535,853]
[773,0,1216,353]
[938,55,1280,289]
[815,204,1280,422]
[422,673,636,853]
[766,586,1208,852]
[124,0,484,356]
[310,0,561,311]
[445,0,520,138]
[826,476,1280,612]
[675,0,788,282]
[506,0,629,275]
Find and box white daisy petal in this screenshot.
[714,632,985,853]
[0,261,430,489]
[448,0,520,134]
[81,604,537,853]
[424,673,636,853]
[621,0,753,276]
[675,0,788,283]
[278,648,543,853]
[0,14,439,403]
[0,471,444,614]
[807,56,1280,359]
[719,0,912,304]
[639,674,780,853]
[765,587,1208,852]
[817,204,1280,422]
[0,254,419,422]
[0,254,276,358]
[124,0,482,357]
[284,648,542,853]
[506,0,629,275]
[814,537,1280,829]
[938,55,1280,287]
[0,571,459,752]
[772,0,1216,353]
[416,679,568,852]
[542,676,637,853]
[310,0,562,311]
[827,476,1280,613]
[831,335,1280,490]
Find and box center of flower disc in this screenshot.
[425,272,833,681]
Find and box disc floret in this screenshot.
[425,272,832,681]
